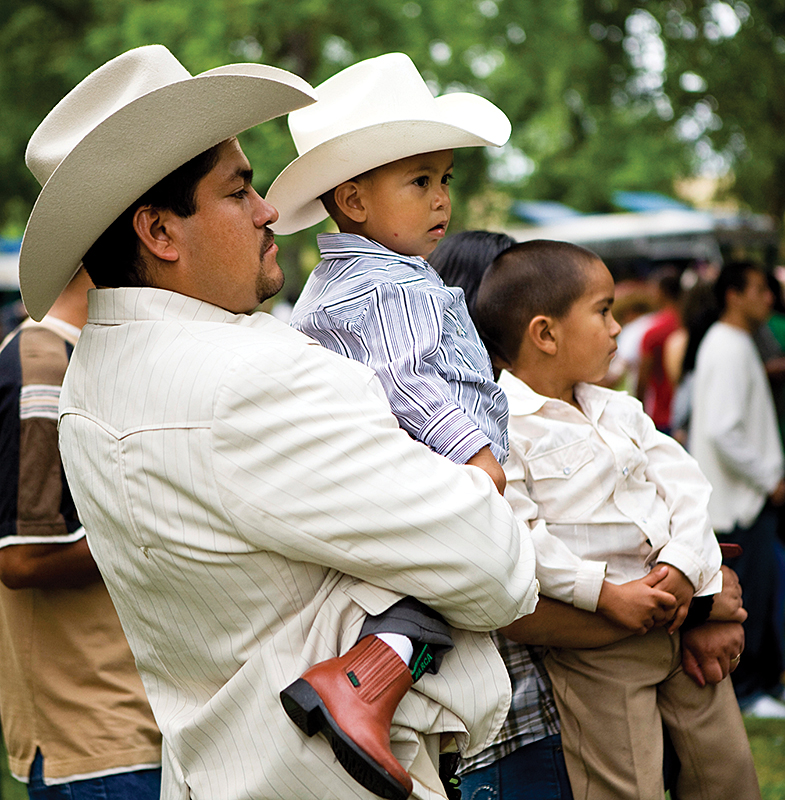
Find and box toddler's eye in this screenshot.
[413,176,429,187]
[442,173,454,185]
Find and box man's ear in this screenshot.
[333,181,367,224]
[529,315,558,356]
[133,206,180,263]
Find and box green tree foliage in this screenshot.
[1,0,782,269]
[637,0,785,222]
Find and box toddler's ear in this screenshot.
[333,181,367,223]
[529,315,558,356]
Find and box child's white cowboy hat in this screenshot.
[266,52,511,235]
[20,44,316,321]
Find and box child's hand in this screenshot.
[466,446,506,494]
[597,568,677,635]
[651,564,695,634]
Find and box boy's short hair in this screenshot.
[474,239,601,365]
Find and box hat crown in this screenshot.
[290,53,439,156]
[26,45,191,186]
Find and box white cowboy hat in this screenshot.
[265,52,512,235]
[20,44,317,321]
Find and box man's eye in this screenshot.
[233,188,249,199]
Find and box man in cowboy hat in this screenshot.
[266,52,513,796]
[20,45,538,800]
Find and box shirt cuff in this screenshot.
[573,560,607,611]
[657,540,722,595]
[418,404,494,465]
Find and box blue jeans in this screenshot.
[28,750,161,800]
[459,734,573,800]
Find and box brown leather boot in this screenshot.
[280,635,414,800]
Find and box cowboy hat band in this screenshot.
[20,44,317,321]
[265,52,511,235]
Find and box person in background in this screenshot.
[636,267,682,434]
[429,230,573,800]
[690,261,785,718]
[0,268,162,799]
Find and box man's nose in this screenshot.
[253,189,279,227]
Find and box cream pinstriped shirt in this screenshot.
[58,288,538,800]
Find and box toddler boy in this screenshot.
[266,53,527,800]
[473,239,760,799]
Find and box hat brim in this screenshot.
[20,66,315,320]
[266,94,511,235]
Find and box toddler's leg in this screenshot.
[280,597,453,800]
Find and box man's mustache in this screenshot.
[261,227,275,255]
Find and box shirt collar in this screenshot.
[87,287,248,326]
[499,370,612,422]
[316,232,428,271]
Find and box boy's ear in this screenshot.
[333,181,367,223]
[529,315,558,356]
[133,206,180,263]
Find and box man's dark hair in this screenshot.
[474,239,600,366]
[428,230,517,316]
[81,143,222,288]
[713,261,762,314]
[653,266,682,302]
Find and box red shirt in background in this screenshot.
[640,307,680,431]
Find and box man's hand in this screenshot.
[709,566,747,624]
[466,445,506,494]
[681,621,745,687]
[597,569,677,635]
[770,478,785,507]
[651,564,695,634]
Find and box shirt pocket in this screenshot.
[526,437,604,520]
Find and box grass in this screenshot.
[0,736,25,800]
[2,720,785,798]
[746,718,785,799]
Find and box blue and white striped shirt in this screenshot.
[291,233,509,465]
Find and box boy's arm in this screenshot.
[353,281,498,465]
[500,566,670,647]
[466,445,506,494]
[505,451,607,611]
[639,565,693,633]
[631,399,722,595]
[596,574,678,634]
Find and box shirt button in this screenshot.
[622,467,629,476]
[563,467,571,475]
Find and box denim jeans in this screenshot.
[459,734,573,800]
[28,750,161,800]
